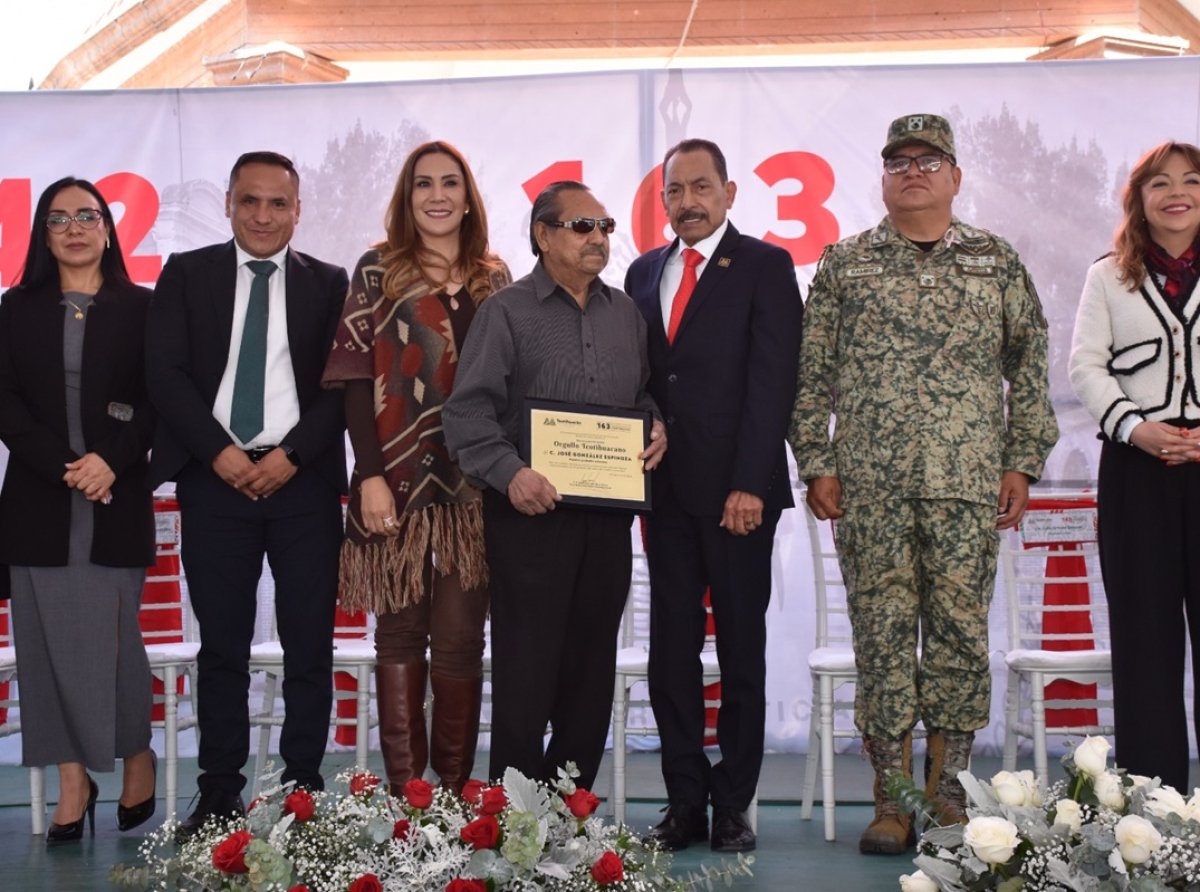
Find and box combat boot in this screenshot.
[924,729,973,826]
[859,732,915,855]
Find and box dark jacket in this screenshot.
[0,279,155,567]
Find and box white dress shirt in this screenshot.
[657,218,730,328]
[213,244,301,448]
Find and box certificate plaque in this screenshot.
[521,399,652,510]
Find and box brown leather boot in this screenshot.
[375,660,429,789]
[859,732,915,855]
[429,672,483,795]
[924,729,973,826]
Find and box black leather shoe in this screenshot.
[710,806,756,853]
[644,803,708,851]
[118,750,158,832]
[46,776,99,845]
[175,790,245,841]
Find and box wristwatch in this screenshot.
[280,444,301,467]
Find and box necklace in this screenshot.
[64,298,87,320]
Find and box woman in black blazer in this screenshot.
[0,177,157,843]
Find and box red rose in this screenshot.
[445,880,488,892]
[283,789,315,822]
[403,778,435,809]
[393,818,412,840]
[348,874,383,892]
[565,788,600,818]
[461,779,486,805]
[349,772,381,796]
[591,851,625,886]
[477,785,508,816]
[460,814,501,850]
[211,829,253,874]
[288,887,311,892]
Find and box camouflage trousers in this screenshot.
[836,498,998,739]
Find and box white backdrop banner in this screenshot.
[1,57,1194,760]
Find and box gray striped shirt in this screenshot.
[444,261,658,493]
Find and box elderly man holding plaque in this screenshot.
[443,180,665,790]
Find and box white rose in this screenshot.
[898,870,938,892]
[1053,798,1082,834]
[963,815,1021,865]
[1114,814,1163,864]
[1072,737,1111,778]
[1094,773,1125,810]
[1185,789,1200,822]
[991,771,1027,806]
[1145,787,1189,820]
[1015,770,1042,807]
[1128,774,1154,789]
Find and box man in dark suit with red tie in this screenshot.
[145,151,348,837]
[624,139,803,853]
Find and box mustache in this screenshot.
[581,246,608,257]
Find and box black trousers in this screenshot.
[1098,439,1200,792]
[177,463,343,795]
[645,484,779,811]
[482,489,631,791]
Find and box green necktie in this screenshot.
[230,259,276,442]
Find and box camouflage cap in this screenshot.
[881,113,956,160]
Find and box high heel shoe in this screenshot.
[46,775,98,845]
[118,750,158,832]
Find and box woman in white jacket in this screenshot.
[1070,140,1200,792]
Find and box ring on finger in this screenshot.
[1161,447,1170,455]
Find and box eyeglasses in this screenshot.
[544,217,617,235]
[883,154,953,176]
[45,210,104,233]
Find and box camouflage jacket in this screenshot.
[788,216,1058,507]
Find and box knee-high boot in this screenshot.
[429,672,483,794]
[375,660,428,789]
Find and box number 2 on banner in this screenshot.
[0,173,162,288]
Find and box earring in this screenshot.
[464,207,470,215]
[105,235,111,249]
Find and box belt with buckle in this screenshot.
[243,446,277,463]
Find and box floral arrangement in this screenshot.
[110,764,752,891]
[896,736,1200,891]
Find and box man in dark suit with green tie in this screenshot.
[145,151,348,837]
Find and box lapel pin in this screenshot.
[718,257,732,268]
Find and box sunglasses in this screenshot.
[544,216,617,235]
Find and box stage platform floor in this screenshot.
[0,750,1068,891]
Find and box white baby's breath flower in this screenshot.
[1115,814,1163,864]
[1072,737,1111,777]
[963,815,1021,865]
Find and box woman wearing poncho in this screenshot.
[322,141,509,792]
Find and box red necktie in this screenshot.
[666,248,704,344]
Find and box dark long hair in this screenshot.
[14,177,131,291]
[1113,141,1200,290]
[376,141,504,304]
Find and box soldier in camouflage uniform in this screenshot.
[788,114,1058,854]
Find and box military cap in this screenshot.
[881,113,956,160]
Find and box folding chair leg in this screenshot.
[610,680,629,825]
[819,675,837,842]
[355,665,370,773]
[1002,669,1019,771]
[30,766,45,836]
[801,698,819,821]
[251,673,279,798]
[1031,673,1049,786]
[163,665,179,821]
